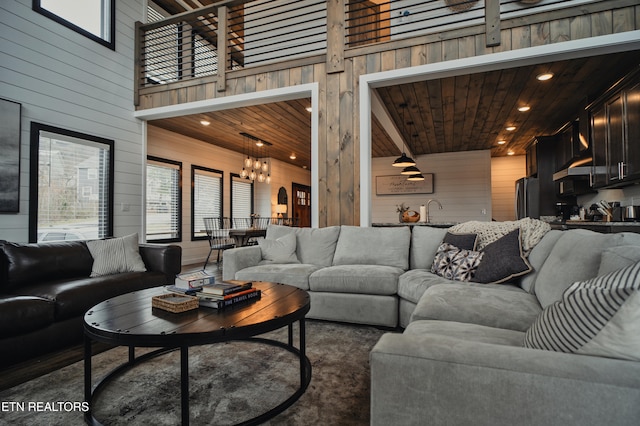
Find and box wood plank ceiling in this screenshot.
[147,1,639,167]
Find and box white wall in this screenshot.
[371,150,492,224]
[147,125,310,266]
[0,0,145,243]
[491,155,526,222]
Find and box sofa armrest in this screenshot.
[139,243,182,284]
[222,246,261,281]
[370,333,640,426]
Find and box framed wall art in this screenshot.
[0,98,21,213]
[375,174,434,195]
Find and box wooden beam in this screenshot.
[327,0,345,74]
[485,0,501,47]
[217,6,228,92]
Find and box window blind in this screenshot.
[193,167,222,238]
[146,158,181,242]
[232,176,253,221]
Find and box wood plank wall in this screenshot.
[137,0,640,227]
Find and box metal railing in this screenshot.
[136,0,579,90]
[345,0,485,48]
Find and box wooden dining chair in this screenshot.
[203,217,235,270]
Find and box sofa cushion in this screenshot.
[258,233,299,264]
[411,283,542,332]
[0,295,56,337]
[266,225,340,267]
[86,234,147,277]
[472,229,532,284]
[404,320,525,347]
[524,261,640,361]
[398,269,524,305]
[16,272,165,321]
[519,230,563,294]
[431,243,483,282]
[309,265,402,295]
[534,230,640,308]
[443,232,478,250]
[333,226,411,269]
[235,263,322,291]
[598,245,640,276]
[0,241,93,289]
[409,226,448,270]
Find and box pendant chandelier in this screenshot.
[392,104,416,168]
[405,124,424,181]
[240,132,271,183]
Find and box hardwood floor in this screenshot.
[0,264,222,392]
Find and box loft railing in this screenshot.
[135,0,582,95]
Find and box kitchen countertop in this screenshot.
[556,220,640,227]
[372,222,457,228]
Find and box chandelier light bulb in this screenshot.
[254,159,261,169]
[244,156,253,168]
[266,174,271,184]
[250,170,257,181]
[240,168,248,178]
[262,161,268,172]
[258,172,266,183]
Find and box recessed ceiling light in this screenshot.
[497,140,506,145]
[536,72,554,81]
[290,153,297,160]
[305,107,312,112]
[507,151,515,156]
[518,106,530,112]
[506,126,516,131]
[200,120,210,126]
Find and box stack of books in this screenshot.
[172,271,216,291]
[167,280,260,309]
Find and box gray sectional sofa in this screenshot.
[223,223,640,425]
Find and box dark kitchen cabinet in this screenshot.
[625,80,640,181]
[590,69,640,188]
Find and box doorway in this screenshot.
[292,183,311,228]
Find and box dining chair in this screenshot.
[203,217,235,270]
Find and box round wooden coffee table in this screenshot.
[83,282,311,426]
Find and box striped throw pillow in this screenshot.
[86,233,147,277]
[524,261,640,361]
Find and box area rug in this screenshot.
[0,321,388,425]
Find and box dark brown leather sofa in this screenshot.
[0,239,181,366]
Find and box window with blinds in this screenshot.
[146,156,182,242]
[29,123,114,243]
[192,166,223,240]
[231,174,253,221]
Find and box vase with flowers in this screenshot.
[396,203,410,223]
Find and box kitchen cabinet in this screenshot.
[590,69,640,188]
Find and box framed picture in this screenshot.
[375,174,434,195]
[0,98,21,213]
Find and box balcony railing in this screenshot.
[135,0,590,93]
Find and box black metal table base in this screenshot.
[84,320,311,426]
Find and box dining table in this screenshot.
[228,227,267,247]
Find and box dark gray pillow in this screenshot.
[472,229,532,284]
[443,232,478,251]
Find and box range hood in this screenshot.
[553,156,605,181]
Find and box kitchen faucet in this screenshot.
[426,199,443,223]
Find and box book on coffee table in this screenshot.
[198,288,261,309]
[200,280,252,296]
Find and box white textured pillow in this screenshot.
[86,233,147,277]
[524,261,640,361]
[258,233,299,264]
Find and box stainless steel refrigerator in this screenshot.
[515,177,539,219]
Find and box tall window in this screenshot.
[192,166,223,240]
[33,0,115,49]
[231,174,253,222]
[146,156,181,242]
[30,123,113,243]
